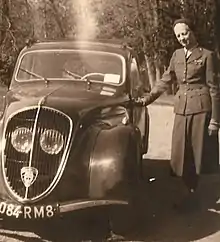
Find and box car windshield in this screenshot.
[16,50,125,85]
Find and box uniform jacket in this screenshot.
[150,46,220,121]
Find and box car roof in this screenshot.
[21,39,134,59]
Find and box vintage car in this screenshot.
[0,39,149,223]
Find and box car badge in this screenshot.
[21,167,38,188]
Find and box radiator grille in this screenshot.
[2,107,72,202]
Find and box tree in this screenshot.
[0,0,219,90]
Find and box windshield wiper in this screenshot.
[62,69,82,79]
[19,67,50,86]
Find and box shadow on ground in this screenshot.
[1,159,220,242]
[126,159,220,242]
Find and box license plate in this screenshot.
[0,201,58,219]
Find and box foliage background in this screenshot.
[0,0,219,90]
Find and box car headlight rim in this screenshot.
[11,127,32,153]
[40,129,64,155]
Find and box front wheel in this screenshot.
[109,146,145,237]
[107,193,146,237]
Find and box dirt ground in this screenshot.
[1,102,220,241]
[145,103,174,160]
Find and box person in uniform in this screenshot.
[138,18,220,209]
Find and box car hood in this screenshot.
[4,83,129,121]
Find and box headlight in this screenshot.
[11,127,32,153]
[40,129,64,155]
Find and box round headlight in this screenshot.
[11,127,32,153]
[40,129,64,155]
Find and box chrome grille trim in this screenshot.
[2,106,73,203]
[25,104,41,199]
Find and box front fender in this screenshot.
[89,124,140,199]
[0,118,12,201]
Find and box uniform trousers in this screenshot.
[170,112,219,190]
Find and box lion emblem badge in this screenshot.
[21,167,38,188]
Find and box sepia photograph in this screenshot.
[0,0,220,241]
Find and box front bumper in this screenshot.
[0,199,128,220]
[59,199,128,213]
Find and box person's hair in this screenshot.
[173,18,195,32]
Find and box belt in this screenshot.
[178,83,208,89]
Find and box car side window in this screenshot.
[130,57,143,97]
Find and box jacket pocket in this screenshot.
[174,92,188,114]
[199,93,211,111]
[186,94,202,113]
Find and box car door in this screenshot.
[129,56,149,154]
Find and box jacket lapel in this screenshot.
[187,47,202,63]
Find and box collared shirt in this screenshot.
[184,43,199,59]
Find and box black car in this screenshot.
[0,40,149,222]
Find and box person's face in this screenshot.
[173,23,196,49]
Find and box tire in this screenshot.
[109,143,145,237]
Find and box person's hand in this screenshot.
[208,120,219,136]
[135,94,152,106]
[135,97,146,106]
